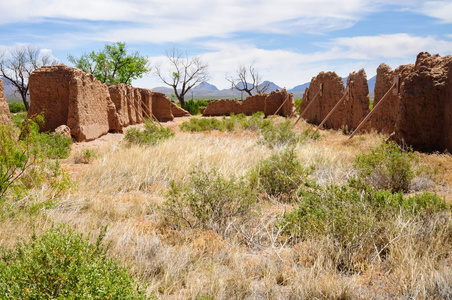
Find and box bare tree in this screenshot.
[155,48,209,110]
[0,45,58,110]
[226,63,270,97]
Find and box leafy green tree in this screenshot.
[68,42,150,86]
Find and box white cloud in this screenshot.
[331,34,452,59]
[419,1,452,23]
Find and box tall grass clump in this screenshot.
[354,140,417,192]
[0,225,151,299]
[248,147,307,201]
[162,168,258,230]
[124,120,174,146]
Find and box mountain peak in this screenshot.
[193,82,219,91]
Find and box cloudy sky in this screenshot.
[1,0,451,89]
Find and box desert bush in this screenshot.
[280,181,448,272]
[184,99,214,115]
[1,116,72,200]
[258,119,298,148]
[74,148,99,164]
[0,225,150,299]
[354,141,417,192]
[299,127,322,144]
[0,125,30,198]
[8,102,26,113]
[180,117,228,132]
[162,168,258,230]
[239,111,273,131]
[124,121,174,146]
[248,147,307,201]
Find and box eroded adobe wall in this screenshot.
[393,52,452,152]
[241,94,267,115]
[109,83,130,128]
[330,69,370,132]
[152,92,174,122]
[171,102,191,117]
[371,63,414,134]
[28,65,118,141]
[0,80,13,125]
[264,89,295,117]
[300,72,345,127]
[202,99,243,116]
[139,88,153,119]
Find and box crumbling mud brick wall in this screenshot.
[152,92,174,122]
[202,99,244,116]
[202,90,295,117]
[28,65,119,142]
[300,72,345,127]
[0,80,13,125]
[327,69,370,132]
[139,88,153,119]
[109,83,130,128]
[264,89,295,117]
[241,94,267,115]
[393,52,452,152]
[171,102,191,117]
[370,63,414,134]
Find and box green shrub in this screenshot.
[180,117,227,132]
[279,182,448,272]
[8,102,26,113]
[299,127,322,143]
[1,115,72,200]
[124,120,174,146]
[0,225,150,299]
[162,168,257,230]
[248,148,307,200]
[74,148,99,164]
[354,141,417,193]
[185,99,201,115]
[258,119,298,148]
[0,125,29,198]
[11,112,26,128]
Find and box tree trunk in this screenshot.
[21,91,29,111]
[179,96,186,110]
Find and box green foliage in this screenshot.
[1,115,73,200]
[280,182,448,272]
[354,141,417,193]
[162,168,257,230]
[11,112,26,128]
[258,119,298,148]
[68,42,150,86]
[248,148,307,200]
[298,127,322,144]
[124,121,174,146]
[179,117,230,132]
[0,125,29,198]
[75,148,99,164]
[184,99,214,115]
[294,98,303,111]
[0,225,150,299]
[8,102,26,113]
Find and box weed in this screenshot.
[74,148,99,164]
[258,119,298,148]
[248,147,307,201]
[354,140,417,192]
[0,225,150,299]
[162,168,258,230]
[11,112,26,128]
[124,121,174,146]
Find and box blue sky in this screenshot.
[1,0,451,90]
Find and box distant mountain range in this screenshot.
[1,77,17,97]
[154,76,376,100]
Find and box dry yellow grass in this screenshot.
[1,116,451,299]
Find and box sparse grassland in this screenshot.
[0,114,451,299]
